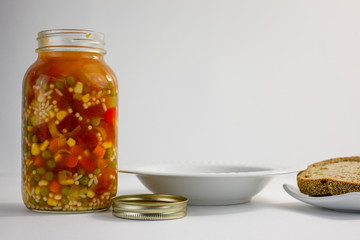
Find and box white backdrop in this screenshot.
[1,0,360,174]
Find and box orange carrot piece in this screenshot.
[97,159,107,168]
[93,145,106,159]
[48,180,61,193]
[64,155,78,168]
[49,137,66,152]
[33,155,44,167]
[49,138,59,152]
[70,145,83,156]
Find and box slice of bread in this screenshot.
[297,156,360,196]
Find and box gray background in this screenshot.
[1,0,360,174]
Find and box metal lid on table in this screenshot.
[112,194,188,220]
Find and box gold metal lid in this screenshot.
[112,194,188,220]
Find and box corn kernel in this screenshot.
[54,194,62,200]
[58,170,75,185]
[26,186,31,195]
[58,138,67,147]
[38,180,48,186]
[47,198,59,207]
[74,82,83,94]
[54,153,62,162]
[40,140,49,151]
[56,111,68,121]
[87,189,95,198]
[66,138,76,147]
[81,93,91,103]
[31,143,40,156]
[102,141,113,149]
[48,110,55,118]
[73,93,82,101]
[27,126,33,132]
[69,185,80,198]
[35,186,41,195]
[37,93,45,102]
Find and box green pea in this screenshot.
[30,179,37,187]
[61,197,69,205]
[93,168,100,175]
[79,187,87,196]
[40,187,48,197]
[30,197,37,205]
[108,81,114,90]
[32,135,38,143]
[66,76,75,86]
[105,148,114,159]
[37,167,45,175]
[39,199,46,206]
[90,117,101,126]
[42,150,52,159]
[29,116,38,126]
[43,84,49,91]
[55,81,64,90]
[106,96,117,108]
[61,186,70,196]
[109,161,116,169]
[79,176,89,186]
[80,199,88,207]
[34,174,41,182]
[28,164,35,172]
[32,101,40,108]
[83,86,89,94]
[23,144,28,153]
[23,126,28,136]
[47,160,56,169]
[45,172,54,181]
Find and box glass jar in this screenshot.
[21,29,118,213]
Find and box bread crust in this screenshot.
[297,156,360,196]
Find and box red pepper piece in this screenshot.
[71,99,85,116]
[83,104,106,119]
[94,169,114,194]
[102,121,115,142]
[57,114,80,132]
[79,155,97,172]
[54,90,73,110]
[74,129,99,150]
[105,107,116,122]
[33,123,51,142]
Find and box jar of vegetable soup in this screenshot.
[21,29,118,213]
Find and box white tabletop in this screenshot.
[1,172,359,240]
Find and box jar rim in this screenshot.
[36,29,106,54]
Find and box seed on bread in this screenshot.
[297,156,360,196]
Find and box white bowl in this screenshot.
[118,163,293,206]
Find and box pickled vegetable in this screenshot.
[22,51,117,212]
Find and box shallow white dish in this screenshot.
[118,163,294,206]
[283,184,360,212]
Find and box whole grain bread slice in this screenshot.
[297,156,360,196]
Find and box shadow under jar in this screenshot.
[21,29,118,213]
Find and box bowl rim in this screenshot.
[118,162,297,178]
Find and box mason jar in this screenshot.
[21,29,118,213]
